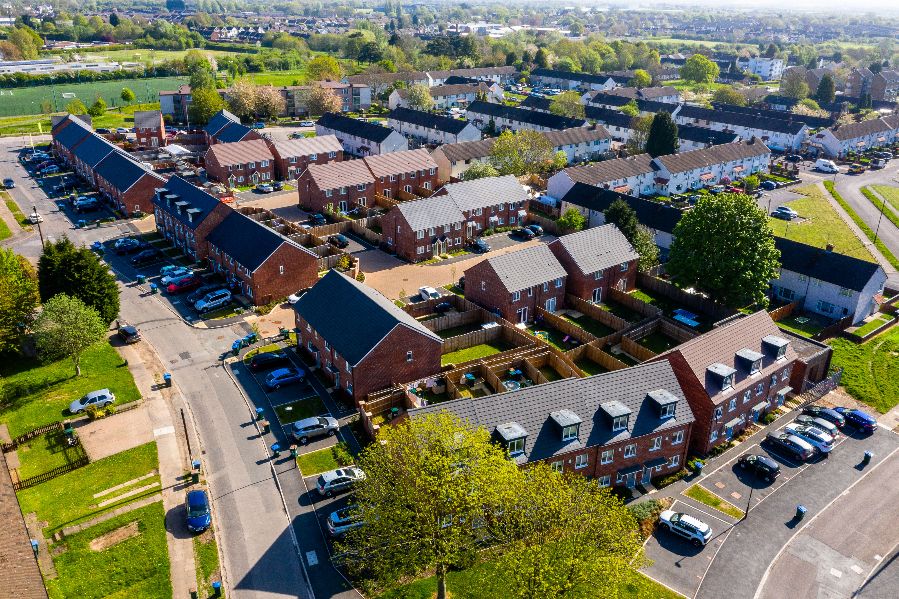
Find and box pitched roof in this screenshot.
[531,67,619,86]
[676,124,741,146]
[214,122,255,143]
[433,138,496,162]
[709,102,833,129]
[270,135,343,158]
[775,237,883,292]
[559,154,655,186]
[551,224,639,275]
[583,105,635,129]
[204,109,241,136]
[605,86,679,100]
[411,361,694,463]
[827,118,895,141]
[441,175,528,212]
[51,113,91,130]
[153,175,227,230]
[73,133,118,168]
[676,105,807,135]
[363,148,437,179]
[294,270,441,365]
[559,183,683,234]
[94,151,163,192]
[306,159,375,190]
[388,107,474,135]
[133,110,163,129]
[206,139,273,167]
[653,139,770,175]
[0,451,48,599]
[317,112,396,143]
[543,124,611,146]
[395,195,466,231]
[206,210,309,271]
[53,117,93,149]
[466,100,587,130]
[479,244,567,293]
[396,82,487,99]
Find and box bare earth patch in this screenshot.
[89,521,140,551]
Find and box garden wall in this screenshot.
[768,299,802,322]
[422,309,495,334]
[621,336,657,362]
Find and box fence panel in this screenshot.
[525,212,560,235]
[13,455,90,490]
[566,295,630,331]
[608,288,663,319]
[422,310,484,334]
[813,315,853,341]
[621,336,657,362]
[441,326,503,354]
[537,308,597,344]
[2,421,63,452]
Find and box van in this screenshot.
[814,159,839,173]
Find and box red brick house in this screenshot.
[133,110,166,147]
[655,311,798,456]
[267,135,343,181]
[93,151,165,216]
[205,211,319,305]
[51,114,93,163]
[364,149,439,198]
[463,244,568,324]
[204,139,275,187]
[294,270,443,404]
[153,175,233,261]
[297,159,375,213]
[203,109,262,145]
[548,224,639,304]
[381,195,467,262]
[437,175,529,232]
[411,360,694,489]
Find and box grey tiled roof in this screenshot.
[317,112,395,143]
[388,107,474,135]
[481,244,567,293]
[411,361,695,463]
[133,110,163,129]
[653,139,770,175]
[827,118,896,141]
[441,175,527,212]
[775,237,883,292]
[396,195,466,232]
[551,224,639,275]
[467,101,587,130]
[561,154,655,186]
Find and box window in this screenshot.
[756,382,764,396]
[261,160,269,167]
[555,278,563,288]
[429,167,435,175]
[562,425,578,441]
[481,281,486,291]
[357,183,366,191]
[672,430,684,445]
[528,287,534,297]
[475,208,482,216]
[598,475,611,487]
[416,246,424,255]
[751,359,762,374]
[623,444,637,458]
[728,398,737,412]
[601,449,614,464]
[328,151,336,158]
[594,271,603,280]
[454,237,461,245]
[661,403,676,418]
[574,454,588,469]
[781,367,791,382]
[416,230,424,240]
[390,175,396,182]
[237,176,244,183]
[428,227,435,236]
[619,262,629,272]
[722,373,735,390]
[710,429,719,442]
[714,406,723,420]
[612,415,628,432]
[339,186,347,194]
[345,361,351,373]
[543,282,549,292]
[551,460,563,473]
[498,202,505,211]
[512,291,520,302]
[508,437,525,455]
[743,389,751,404]
[770,374,778,387]
[308,154,317,161]
[324,340,329,350]
[279,265,284,275]
[650,436,662,451]
[839,287,853,297]
[670,455,680,468]
[406,351,413,362]
[325,189,333,197]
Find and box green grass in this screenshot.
[84,47,243,64]
[575,356,609,376]
[871,185,899,214]
[435,323,483,339]
[14,429,88,480]
[441,341,513,366]
[296,447,344,476]
[829,325,899,413]
[538,365,563,382]
[561,313,616,338]
[274,396,327,424]
[194,531,223,598]
[243,344,282,361]
[16,441,159,534]
[248,69,310,86]
[768,185,877,262]
[0,101,160,135]
[0,340,142,437]
[823,181,899,271]
[861,187,899,233]
[853,314,894,337]
[0,211,11,240]
[638,331,679,354]
[685,484,745,519]
[528,325,576,352]
[1,190,32,230]
[775,313,830,338]
[45,501,171,599]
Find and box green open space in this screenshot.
[14,428,89,480]
[81,47,244,64]
[870,185,899,214]
[296,447,345,476]
[853,314,894,337]
[45,500,171,599]
[0,212,11,240]
[16,441,159,534]
[441,341,513,366]
[243,344,282,361]
[637,331,679,354]
[194,531,223,599]
[775,313,830,338]
[248,69,310,87]
[685,484,744,519]
[861,187,899,232]
[274,396,327,424]
[0,101,161,135]
[1,191,32,230]
[829,325,899,413]
[435,322,483,339]
[823,181,899,271]
[0,340,142,437]
[560,313,615,338]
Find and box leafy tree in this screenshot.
[188,86,225,125]
[814,74,836,104]
[255,85,286,120]
[620,99,639,117]
[460,161,500,181]
[88,96,107,117]
[0,249,39,354]
[869,61,883,75]
[33,294,107,377]
[8,27,40,60]
[558,207,587,232]
[645,112,679,158]
[681,54,719,84]
[227,79,257,120]
[109,13,120,27]
[534,47,550,69]
[307,55,341,81]
[551,150,568,171]
[65,99,88,115]
[489,130,554,176]
[629,69,651,88]
[764,44,778,58]
[549,90,585,119]
[742,174,760,194]
[667,194,780,307]
[780,68,809,100]
[625,114,653,155]
[632,225,660,272]
[712,87,747,106]
[38,237,120,325]
[120,87,136,104]
[305,83,342,116]
[406,84,434,111]
[603,199,640,242]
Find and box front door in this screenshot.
[517,307,528,323]
[338,200,348,212]
[251,172,259,184]
[626,471,638,488]
[592,287,602,303]
[545,297,557,312]
[642,468,652,485]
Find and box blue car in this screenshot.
[185,490,211,533]
[264,367,306,390]
[834,407,877,433]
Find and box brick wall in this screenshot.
[273,150,341,181]
[117,174,161,215]
[155,201,232,261]
[464,260,566,323]
[205,154,275,186]
[373,168,440,198]
[250,244,319,305]
[136,127,165,148]
[549,241,637,303]
[297,174,374,213]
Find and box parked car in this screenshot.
[764,431,815,461]
[195,289,232,313]
[299,120,315,127]
[291,415,340,444]
[658,510,712,546]
[801,405,845,429]
[40,164,60,175]
[272,181,284,191]
[113,237,147,255]
[74,197,99,213]
[248,350,291,372]
[871,158,887,169]
[316,467,366,497]
[288,290,307,305]
[116,127,129,134]
[848,164,865,175]
[309,213,327,226]
[166,275,201,294]
[434,301,452,314]
[419,286,440,301]
[794,414,840,438]
[470,238,491,253]
[131,248,163,265]
[160,267,192,286]
[264,367,306,390]
[2,178,14,188]
[186,285,223,306]
[834,406,877,433]
[329,233,350,249]
[69,388,115,414]
[117,324,141,344]
[526,223,544,236]
[873,151,893,160]
[185,489,211,533]
[785,423,834,454]
[814,159,839,173]
[708,185,726,194]
[27,211,43,224]
[772,206,798,220]
[256,183,274,193]
[785,154,802,163]
[760,180,778,190]
[512,227,536,240]
[327,506,363,537]
[253,121,266,129]
[737,454,780,482]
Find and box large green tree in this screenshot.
[603,199,639,241]
[681,54,719,84]
[406,84,434,111]
[633,225,660,272]
[667,194,780,307]
[33,294,107,377]
[629,69,652,88]
[0,249,40,354]
[489,130,554,176]
[814,74,836,104]
[188,86,225,125]
[307,55,341,81]
[38,238,120,325]
[779,68,809,100]
[460,161,500,181]
[88,96,107,118]
[712,87,747,107]
[645,112,679,158]
[558,207,587,233]
[549,91,585,119]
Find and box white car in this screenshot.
[419,286,440,301]
[160,267,192,286]
[658,510,713,546]
[288,290,306,304]
[27,212,43,224]
[794,414,839,438]
[299,120,315,127]
[785,423,834,454]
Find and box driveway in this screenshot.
[76,404,154,461]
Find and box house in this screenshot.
[203,110,262,145]
[810,118,899,158]
[153,175,233,260]
[770,238,887,325]
[656,311,798,455]
[430,138,496,183]
[205,210,319,306]
[675,125,741,152]
[548,224,639,303]
[871,70,899,102]
[464,243,567,323]
[547,154,657,199]
[465,101,587,133]
[846,67,875,99]
[603,86,681,104]
[133,110,165,147]
[439,175,529,233]
[159,85,192,122]
[276,82,371,116]
[736,57,785,81]
[388,82,503,110]
[69,133,118,184]
[364,149,440,198]
[344,67,517,92]
[266,135,343,181]
[530,68,624,91]
[387,107,482,146]
[50,113,91,130]
[650,139,771,195]
[673,105,808,152]
[381,195,468,262]
[410,361,695,489]
[51,114,93,164]
[297,159,375,213]
[315,112,408,156]
[294,270,443,404]
[93,151,165,216]
[204,139,275,187]
[709,102,834,130]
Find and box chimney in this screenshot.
[825,243,834,252]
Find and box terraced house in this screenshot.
[548,224,640,303]
[93,150,165,216]
[673,105,807,152]
[811,116,899,158]
[548,153,657,199]
[297,159,375,213]
[651,139,771,194]
[133,110,165,148]
[153,175,233,261]
[315,112,408,156]
[387,107,482,145]
[388,81,503,110]
[465,101,588,133]
[365,149,440,198]
[50,114,93,163]
[266,135,343,181]
[203,109,262,145]
[203,139,275,186]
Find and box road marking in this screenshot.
[874,554,883,561]
[306,550,318,566]
[671,499,734,527]
[851,564,863,574]
[153,425,175,437]
[830,568,842,578]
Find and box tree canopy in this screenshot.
[406,84,434,111]
[645,112,679,158]
[558,207,587,233]
[38,237,120,325]
[603,199,640,242]
[780,69,809,100]
[629,69,652,88]
[33,294,107,377]
[306,55,341,81]
[489,130,555,176]
[712,87,747,106]
[814,74,836,104]
[549,91,585,119]
[681,54,719,84]
[120,87,136,104]
[304,83,342,116]
[0,249,39,354]
[187,85,225,125]
[461,162,500,181]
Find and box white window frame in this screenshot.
[511,291,520,302]
[508,437,525,455]
[601,449,614,464]
[551,460,563,473]
[598,474,611,487]
[672,430,684,445]
[612,415,628,432]
[574,454,588,469]
[562,425,578,441]
[650,436,662,451]
[406,350,413,362]
[623,444,637,458]
[670,455,680,468]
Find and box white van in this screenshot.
[815,159,839,173]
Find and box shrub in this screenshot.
[629,498,667,539]
[331,442,354,466]
[707,441,735,458]
[355,272,365,282]
[653,468,689,488]
[85,405,103,420]
[761,412,777,425]
[687,457,705,472]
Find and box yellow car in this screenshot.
[848,164,865,174]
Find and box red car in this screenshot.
[167,276,201,294]
[725,186,743,193]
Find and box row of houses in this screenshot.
[204,134,345,186]
[387,81,504,110]
[465,101,588,132]
[344,66,519,92]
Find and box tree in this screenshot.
[109,13,120,27]
[603,199,640,242]
[742,174,760,194]
[534,47,551,69]
[255,85,286,120]
[632,225,660,272]
[780,69,809,100]
[88,96,107,117]
[120,87,136,104]
[227,80,258,120]
[304,83,342,116]
[307,55,341,81]
[489,130,554,176]
[460,162,500,181]
[551,150,568,171]
[549,91,585,119]
[625,114,653,155]
[681,54,719,84]
[38,237,120,325]
[32,294,107,377]
[65,99,88,115]
[629,69,651,88]
[645,112,679,158]
[620,99,639,118]
[712,87,747,106]
[557,207,587,233]
[406,84,434,111]
[667,194,780,307]
[764,44,778,58]
[188,86,225,125]
[814,74,836,104]
[0,249,39,354]
[869,61,883,75]
[8,27,40,60]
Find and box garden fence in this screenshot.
[13,455,90,490]
[794,368,843,410]
[2,421,63,453]
[635,273,736,322]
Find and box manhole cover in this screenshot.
[714,481,726,489]
[179,351,191,360]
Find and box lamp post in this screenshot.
[32,206,44,246]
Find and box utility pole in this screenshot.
[33,206,44,246]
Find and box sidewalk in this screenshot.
[826,181,898,277]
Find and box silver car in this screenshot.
[794,414,839,438]
[291,416,339,444]
[69,388,116,414]
[316,467,366,497]
[785,423,834,454]
[658,510,712,547]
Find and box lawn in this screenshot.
[638,331,680,354]
[870,185,899,214]
[16,441,159,534]
[853,314,894,337]
[435,323,483,339]
[296,447,344,476]
[767,185,876,262]
[248,69,310,86]
[274,396,327,424]
[862,186,899,232]
[560,313,616,338]
[685,484,744,519]
[528,324,579,352]
[45,501,171,599]
[194,531,222,598]
[243,343,282,361]
[0,340,142,437]
[829,325,899,413]
[14,428,89,480]
[775,312,831,338]
[575,356,609,376]
[441,341,513,366]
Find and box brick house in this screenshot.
[133,110,166,147]
[51,114,93,163]
[381,195,467,262]
[159,84,192,122]
[93,151,165,216]
[364,149,439,198]
[204,110,262,145]
[411,361,694,489]
[438,175,529,232]
[655,311,798,456]
[205,211,319,306]
[464,244,567,324]
[548,224,639,304]
[266,135,343,181]
[69,133,118,185]
[294,270,443,404]
[297,159,375,213]
[153,175,233,261]
[204,139,275,187]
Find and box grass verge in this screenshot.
[774,313,830,338]
[823,181,899,270]
[684,484,745,519]
[274,396,327,424]
[828,325,899,413]
[194,530,223,598]
[860,186,899,233]
[871,185,899,214]
[852,314,894,337]
[243,343,282,361]
[0,210,11,240]
[296,446,345,476]
[1,190,33,230]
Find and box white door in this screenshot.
[545,297,556,312]
[518,307,528,323]
[338,200,348,212]
[592,287,602,303]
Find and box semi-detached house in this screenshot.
[548,224,640,304]
[297,159,375,214]
[651,138,771,194]
[315,112,408,156]
[266,135,343,181]
[203,139,275,186]
[203,110,262,146]
[387,107,482,145]
[465,100,587,133]
[674,105,807,152]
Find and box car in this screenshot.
[195,289,232,313]
[291,415,339,444]
[526,223,544,236]
[848,164,865,175]
[2,178,14,188]
[419,286,441,301]
[513,227,536,240]
[801,405,845,428]
[185,489,211,533]
[725,185,743,194]
[833,406,877,433]
[873,151,892,160]
[760,180,777,190]
[764,431,815,461]
[785,423,834,454]
[187,285,225,306]
[309,213,327,226]
[329,233,350,248]
[256,183,274,193]
[772,206,798,220]
[299,120,315,127]
[116,127,129,134]
[288,290,307,305]
[470,238,491,253]
[117,324,141,344]
[74,197,99,213]
[160,267,192,286]
[69,388,115,414]
[785,154,802,163]
[708,185,726,194]
[131,248,163,265]
[272,181,284,191]
[253,121,266,129]
[794,414,840,438]
[96,127,112,134]
[113,237,147,255]
[248,350,291,372]
[316,467,366,497]
[264,367,306,390]
[434,301,452,314]
[737,454,780,482]
[40,164,60,175]
[327,506,363,537]
[166,275,201,294]
[658,510,712,547]
[27,211,43,224]
[871,158,887,169]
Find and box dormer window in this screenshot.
[495,422,527,457]
[647,389,678,419]
[708,363,737,391]
[602,401,631,432]
[736,348,764,374]
[551,410,581,442]
[762,335,790,360]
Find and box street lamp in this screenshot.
[32,205,44,246]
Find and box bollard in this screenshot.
[271,443,281,457]
[261,419,270,434]
[211,581,222,597]
[863,450,873,465]
[256,407,265,421]
[796,505,807,520]
[290,444,298,458]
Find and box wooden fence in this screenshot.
[440,324,534,355]
[608,288,663,319]
[636,272,737,322]
[422,310,493,334]
[625,317,699,345]
[2,421,63,452]
[621,336,657,362]
[813,314,854,342]
[13,454,90,490]
[526,212,561,235]
[565,295,631,332]
[768,300,802,322]
[566,342,628,375]
[537,308,597,345]
[403,294,474,318]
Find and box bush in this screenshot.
[355,272,365,282]
[331,442,354,466]
[653,468,689,488]
[687,457,704,472]
[707,441,736,458]
[629,498,667,539]
[85,405,103,420]
[761,412,777,424]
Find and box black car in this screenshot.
[113,238,148,255]
[470,238,491,253]
[131,248,163,265]
[329,234,350,249]
[309,213,327,226]
[249,351,291,371]
[75,198,100,213]
[117,325,141,344]
[272,181,284,191]
[2,178,14,188]
[95,128,111,134]
[526,223,544,236]
[785,154,802,163]
[801,405,846,428]
[737,454,780,482]
[434,301,452,314]
[513,227,535,240]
